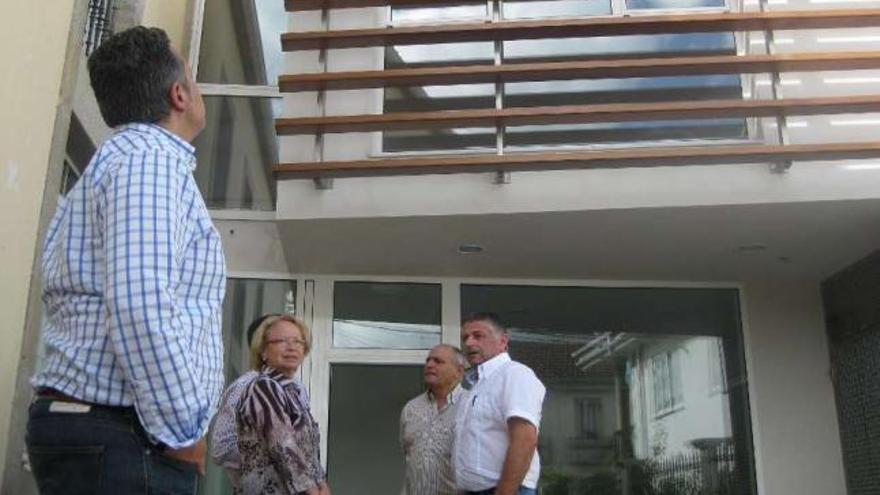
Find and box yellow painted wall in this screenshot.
[142,0,192,53]
[0,0,77,483]
[0,2,190,485]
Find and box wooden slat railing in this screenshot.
[276,94,880,135]
[281,9,880,51]
[273,142,880,177]
[278,51,880,92]
[274,6,880,179]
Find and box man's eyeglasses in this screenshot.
[266,337,306,348]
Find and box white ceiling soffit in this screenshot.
[276,199,880,282]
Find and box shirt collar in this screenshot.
[476,352,511,382]
[427,383,464,406]
[117,122,197,171]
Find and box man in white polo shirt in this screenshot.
[453,312,546,495]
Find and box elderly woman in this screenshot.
[236,314,330,495]
[210,314,278,486]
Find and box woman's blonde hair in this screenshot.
[249,314,312,371]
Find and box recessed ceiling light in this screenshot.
[457,244,485,254]
[844,163,880,170]
[735,244,767,254]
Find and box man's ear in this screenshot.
[168,80,188,112]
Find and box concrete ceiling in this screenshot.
[276,198,880,283]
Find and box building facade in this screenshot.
[4,0,880,494]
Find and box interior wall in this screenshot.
[742,277,846,495]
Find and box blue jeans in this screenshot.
[467,488,537,495]
[26,397,198,495]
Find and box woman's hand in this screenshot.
[318,480,332,495]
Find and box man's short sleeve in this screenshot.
[500,364,546,429]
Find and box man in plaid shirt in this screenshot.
[26,26,226,494]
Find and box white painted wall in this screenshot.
[214,218,291,274]
[277,161,880,220]
[742,278,846,495]
[275,5,880,222]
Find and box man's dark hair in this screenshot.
[461,312,507,333]
[246,313,280,347]
[87,26,185,127]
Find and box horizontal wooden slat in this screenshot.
[278,51,880,92]
[276,95,880,135]
[281,9,880,51]
[286,0,474,11]
[273,142,880,178]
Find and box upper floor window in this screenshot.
[652,348,684,415]
[577,397,603,439]
[708,337,728,395]
[192,0,284,211]
[84,0,117,56]
[384,0,744,154]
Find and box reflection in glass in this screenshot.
[200,278,296,495]
[627,0,725,9]
[328,364,424,495]
[504,33,736,63]
[392,2,487,24]
[503,33,746,148]
[384,42,496,152]
[193,96,281,210]
[461,284,755,495]
[504,0,611,19]
[197,0,286,85]
[505,118,747,148]
[333,282,442,349]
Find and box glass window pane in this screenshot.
[197,0,286,85]
[222,278,297,382]
[333,282,442,349]
[328,364,424,495]
[504,33,735,63]
[392,2,487,24]
[504,0,611,20]
[384,43,496,153]
[503,33,746,149]
[200,278,296,495]
[627,0,725,9]
[461,284,755,495]
[193,96,281,210]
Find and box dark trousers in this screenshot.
[467,487,537,495]
[25,397,198,495]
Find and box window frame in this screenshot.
[651,347,685,417]
[188,0,284,212]
[576,396,603,439]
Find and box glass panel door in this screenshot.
[461,284,755,495]
[199,278,297,495]
[327,364,424,495]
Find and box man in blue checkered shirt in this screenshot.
[26,26,226,494]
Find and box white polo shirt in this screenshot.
[453,352,546,491]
